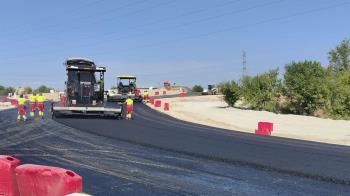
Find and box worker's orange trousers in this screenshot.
[126,105,133,113]
[29,102,36,113]
[37,102,44,112]
[17,105,26,116]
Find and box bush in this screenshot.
[283,61,329,115]
[23,87,33,94]
[0,85,5,95]
[192,85,204,92]
[0,87,15,96]
[327,71,350,119]
[241,69,281,112]
[35,85,51,94]
[219,81,241,107]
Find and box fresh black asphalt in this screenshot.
[56,102,350,184]
[1,102,350,195]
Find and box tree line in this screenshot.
[219,39,350,120]
[0,85,53,96]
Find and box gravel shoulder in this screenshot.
[150,95,350,146]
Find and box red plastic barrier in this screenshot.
[135,89,141,97]
[0,155,20,196]
[164,103,169,111]
[154,100,161,107]
[15,164,82,196]
[255,122,273,136]
[1,96,6,102]
[163,91,167,95]
[255,129,271,136]
[155,91,160,96]
[150,98,155,105]
[60,95,67,107]
[258,122,273,132]
[10,99,18,106]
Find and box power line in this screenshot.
[0,0,107,36]
[50,0,284,50]
[127,0,242,30]
[0,0,258,46]
[0,0,150,41]
[115,0,350,53]
[1,1,349,62]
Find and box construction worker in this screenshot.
[17,94,27,121]
[125,96,134,120]
[36,93,46,118]
[29,93,37,118]
[142,90,149,103]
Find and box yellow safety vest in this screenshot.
[126,98,133,106]
[17,98,26,105]
[37,96,46,103]
[29,95,37,102]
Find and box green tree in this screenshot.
[328,39,350,73]
[6,87,15,94]
[0,85,5,96]
[0,86,15,96]
[35,85,51,93]
[327,71,350,119]
[219,81,241,107]
[283,61,329,115]
[23,86,33,94]
[192,85,204,92]
[241,69,281,112]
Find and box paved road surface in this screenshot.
[0,103,350,195]
[57,103,350,183]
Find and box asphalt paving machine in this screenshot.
[107,75,142,102]
[52,58,122,118]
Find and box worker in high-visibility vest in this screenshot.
[36,93,46,118]
[17,94,27,121]
[29,93,37,118]
[125,96,134,120]
[142,90,149,103]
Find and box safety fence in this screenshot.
[0,155,84,196]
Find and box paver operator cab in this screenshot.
[107,75,142,102]
[52,58,122,118]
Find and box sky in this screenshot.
[0,0,349,90]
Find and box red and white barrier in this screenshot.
[154,100,161,107]
[15,164,82,196]
[164,103,170,111]
[59,95,67,107]
[150,98,155,105]
[0,155,20,196]
[10,99,18,106]
[255,122,273,136]
[1,96,6,102]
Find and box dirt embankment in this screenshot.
[149,95,350,146]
